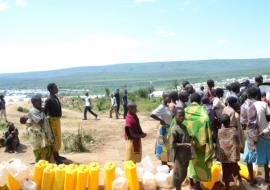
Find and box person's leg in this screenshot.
[224,182,230,190]
[265,164,270,183]
[49,117,64,162]
[123,105,127,119]
[221,163,231,190]
[89,108,98,118]
[33,149,42,163]
[83,106,88,120]
[247,163,257,186]
[0,110,3,120]
[46,146,55,163]
[117,103,120,113]
[173,160,182,190]
[110,107,113,118]
[195,181,203,190]
[3,109,7,122]
[189,178,196,189]
[115,107,119,119]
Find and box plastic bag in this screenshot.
[142,171,156,190]
[112,177,128,190]
[0,162,7,187]
[6,159,29,182]
[141,156,155,173]
[156,165,169,174]
[155,172,173,189]
[22,179,37,190]
[115,167,125,178]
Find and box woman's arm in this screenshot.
[150,114,165,125]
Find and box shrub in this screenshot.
[105,88,110,97]
[95,97,110,112]
[62,126,95,153]
[17,106,29,113]
[0,121,6,130]
[134,88,149,99]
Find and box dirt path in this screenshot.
[1,102,160,167]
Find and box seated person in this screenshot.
[4,122,20,153]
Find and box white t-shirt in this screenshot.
[85,96,91,107]
[254,101,270,132]
[111,97,117,107]
[212,97,225,119]
[151,104,172,125]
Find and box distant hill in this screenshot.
[0,58,270,93]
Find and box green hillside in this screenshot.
[0,58,269,93]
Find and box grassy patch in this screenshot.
[17,106,29,113]
[61,88,161,114]
[0,121,6,130]
[20,131,30,141]
[62,127,95,153]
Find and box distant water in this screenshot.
[1,75,270,102]
[0,89,104,104]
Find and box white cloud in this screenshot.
[0,1,8,11]
[134,0,155,4]
[156,29,176,37]
[16,0,26,6]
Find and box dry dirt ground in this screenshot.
[0,102,160,167]
[0,102,269,190]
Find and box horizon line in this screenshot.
[0,57,269,75]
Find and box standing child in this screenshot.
[217,114,241,190]
[122,90,128,119]
[170,108,191,190]
[110,94,118,119]
[125,102,147,163]
[44,83,65,164]
[20,95,55,163]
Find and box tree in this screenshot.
[105,88,110,97]
[172,80,178,90]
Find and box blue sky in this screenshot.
[0,0,270,73]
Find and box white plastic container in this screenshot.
[112,177,128,190]
[23,179,37,190]
[6,159,29,182]
[115,167,125,178]
[142,171,156,190]
[136,167,144,181]
[0,162,7,187]
[155,172,173,189]
[141,156,155,173]
[156,165,170,174]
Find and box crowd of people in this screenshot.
[124,75,270,190]
[109,89,128,119]
[0,75,269,189]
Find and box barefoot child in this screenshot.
[170,108,191,190]
[125,102,147,163]
[20,94,55,163]
[217,114,241,190]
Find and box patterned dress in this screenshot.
[183,102,213,182]
[152,104,172,162]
